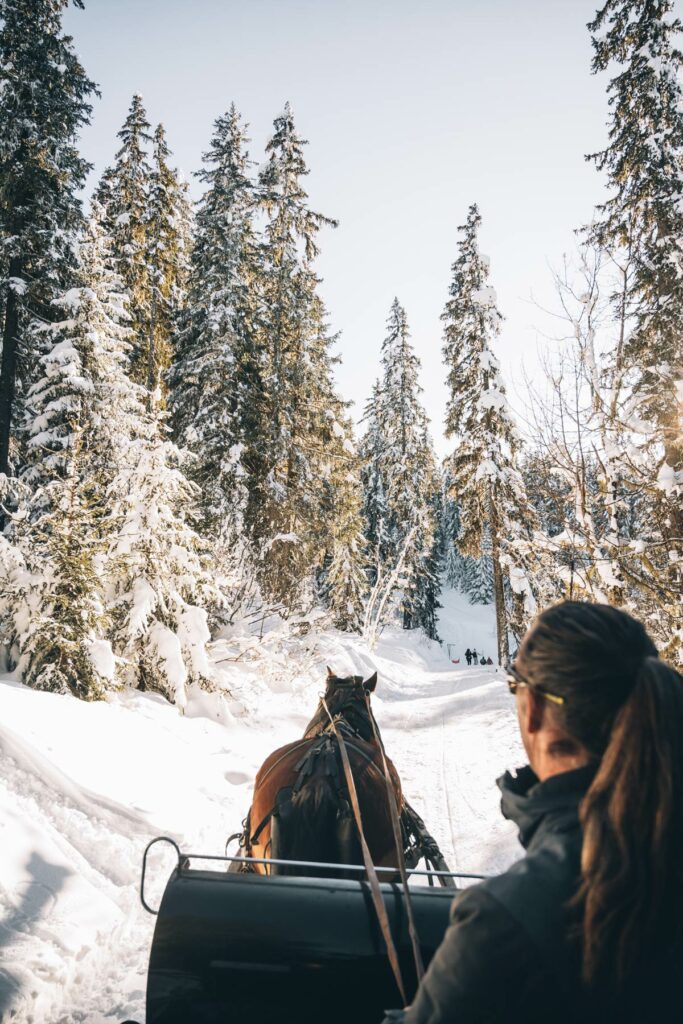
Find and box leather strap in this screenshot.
[322,697,407,1005]
[365,693,425,982]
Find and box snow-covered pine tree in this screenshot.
[0,0,96,474]
[144,123,193,404]
[587,0,683,658]
[520,450,571,541]
[96,94,153,388]
[11,280,114,698]
[74,211,216,706]
[462,553,494,606]
[359,380,391,576]
[412,481,443,640]
[19,428,109,699]
[438,467,467,589]
[375,299,440,631]
[167,105,258,612]
[12,209,215,704]
[248,104,341,610]
[442,205,539,662]
[320,404,367,633]
[105,432,214,710]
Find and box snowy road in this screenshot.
[0,589,525,1022]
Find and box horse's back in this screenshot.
[254,737,311,788]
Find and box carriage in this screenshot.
[140,839,482,1024]
[133,670,480,1024]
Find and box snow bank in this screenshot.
[0,591,523,1022]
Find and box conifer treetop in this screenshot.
[260,103,338,263]
[0,0,97,289]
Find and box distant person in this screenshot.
[487,657,494,666]
[383,601,683,1024]
[465,648,472,666]
[472,649,478,665]
[479,654,486,665]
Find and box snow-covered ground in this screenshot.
[0,588,524,1023]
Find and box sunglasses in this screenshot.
[505,663,565,706]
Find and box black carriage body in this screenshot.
[147,866,455,1024]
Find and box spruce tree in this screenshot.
[442,206,538,662]
[144,123,192,403]
[13,284,112,698]
[588,0,683,471]
[96,94,153,387]
[5,207,145,697]
[13,209,214,703]
[587,0,683,657]
[248,104,340,610]
[0,0,96,474]
[462,553,494,606]
[439,468,467,590]
[320,407,367,632]
[167,104,257,602]
[413,484,443,640]
[20,430,108,699]
[105,432,214,709]
[374,299,440,631]
[359,380,391,574]
[74,211,216,705]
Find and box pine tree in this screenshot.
[167,105,258,608]
[0,0,96,474]
[13,209,214,703]
[442,206,538,662]
[4,206,149,697]
[144,123,193,403]
[13,283,112,698]
[20,430,109,699]
[96,93,153,387]
[462,553,494,606]
[374,299,440,631]
[588,0,683,473]
[587,0,683,658]
[413,484,443,640]
[320,407,367,632]
[359,380,391,574]
[439,468,467,589]
[73,211,216,705]
[247,104,340,610]
[105,433,213,709]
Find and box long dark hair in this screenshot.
[516,601,683,991]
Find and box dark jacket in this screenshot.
[385,764,682,1023]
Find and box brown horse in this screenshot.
[234,669,403,877]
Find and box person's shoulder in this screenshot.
[461,838,581,986]
[483,834,581,915]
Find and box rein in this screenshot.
[363,691,425,982]
[321,695,408,1004]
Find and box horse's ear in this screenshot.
[364,672,378,692]
[327,665,334,679]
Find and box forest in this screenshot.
[0,0,681,722]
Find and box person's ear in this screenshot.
[524,687,545,735]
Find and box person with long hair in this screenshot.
[384,601,683,1023]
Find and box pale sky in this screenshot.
[64,0,670,456]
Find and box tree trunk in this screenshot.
[0,258,22,475]
[489,491,509,666]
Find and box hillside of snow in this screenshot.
[0,588,523,1023]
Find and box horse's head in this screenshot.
[324,666,377,711]
[303,668,378,740]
